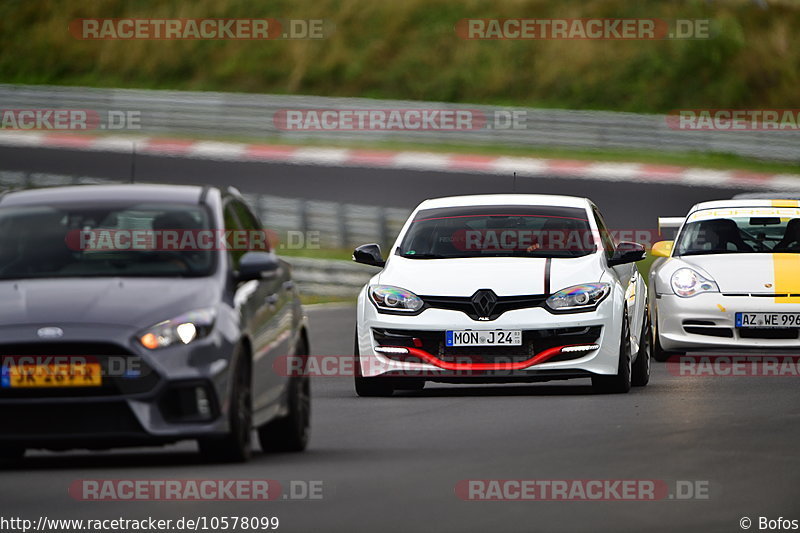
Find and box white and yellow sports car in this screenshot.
[648,197,800,361]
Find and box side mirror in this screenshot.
[237,251,281,282]
[650,240,674,258]
[608,241,646,266]
[353,243,385,267]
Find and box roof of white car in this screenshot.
[417,194,591,210]
[689,198,800,214]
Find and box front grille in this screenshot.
[682,321,733,338]
[739,328,799,339]
[421,294,548,320]
[373,327,602,365]
[684,326,734,338]
[2,401,144,436]
[0,343,160,398]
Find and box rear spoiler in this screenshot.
[658,217,685,236]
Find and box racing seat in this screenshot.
[0,214,74,276]
[150,211,206,269]
[537,217,586,254]
[773,218,800,252]
[696,219,753,253]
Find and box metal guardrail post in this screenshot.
[299,199,309,237]
[337,203,349,248]
[378,207,389,249]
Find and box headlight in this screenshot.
[369,285,424,313]
[138,308,216,349]
[546,283,610,312]
[670,268,719,298]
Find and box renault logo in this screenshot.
[471,289,498,319]
[37,327,64,339]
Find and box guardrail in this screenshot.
[0,170,411,250]
[286,257,374,298]
[1,84,798,162]
[0,170,400,298]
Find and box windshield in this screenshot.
[397,205,596,259]
[0,202,215,279]
[675,209,800,256]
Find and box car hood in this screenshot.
[679,253,800,293]
[378,254,603,296]
[0,277,219,329]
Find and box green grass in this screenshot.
[1,0,799,114]
[299,293,355,306]
[637,254,659,283]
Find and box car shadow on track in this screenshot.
[1,443,353,471]
[393,382,608,397]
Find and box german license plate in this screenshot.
[735,312,800,328]
[0,363,102,388]
[446,330,522,346]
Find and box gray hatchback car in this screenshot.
[0,184,310,463]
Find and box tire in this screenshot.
[0,445,25,467]
[353,330,394,397]
[198,344,252,463]
[631,310,650,387]
[592,310,632,394]
[651,312,685,362]
[258,337,311,453]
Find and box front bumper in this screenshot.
[357,293,621,380]
[656,293,800,351]
[0,324,237,449]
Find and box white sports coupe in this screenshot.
[649,197,800,360]
[352,194,649,396]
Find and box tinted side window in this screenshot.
[224,202,246,270]
[232,200,262,232]
[232,199,270,252]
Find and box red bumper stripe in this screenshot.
[385,345,593,371]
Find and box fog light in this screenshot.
[195,386,211,417]
[375,346,410,355]
[561,344,600,353]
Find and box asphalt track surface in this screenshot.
[1,146,799,532]
[0,145,753,228]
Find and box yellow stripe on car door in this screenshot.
[771,200,800,302]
